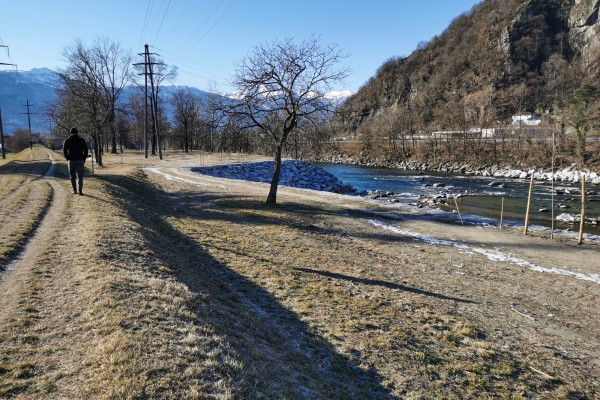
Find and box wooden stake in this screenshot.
[524,173,534,235]
[578,175,585,245]
[454,197,464,226]
[530,366,556,380]
[500,197,505,229]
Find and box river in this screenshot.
[316,163,600,235]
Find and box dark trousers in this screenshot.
[68,160,85,192]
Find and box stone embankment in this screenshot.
[320,156,600,185]
[192,160,357,195]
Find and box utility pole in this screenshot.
[0,45,16,68]
[0,107,6,159]
[20,99,36,134]
[133,45,165,160]
[1,44,16,158]
[47,117,55,150]
[146,46,164,161]
[134,48,149,158]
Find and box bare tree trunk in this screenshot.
[266,143,283,204]
[110,108,118,154]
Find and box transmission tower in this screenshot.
[0,44,16,158]
[134,44,165,160]
[20,99,36,134]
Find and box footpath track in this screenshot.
[0,149,67,325]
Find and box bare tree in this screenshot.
[52,37,131,165]
[93,38,132,154]
[231,35,349,204]
[171,88,200,152]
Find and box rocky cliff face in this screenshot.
[570,0,600,58]
[341,0,600,133]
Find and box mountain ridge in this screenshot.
[0,68,216,134]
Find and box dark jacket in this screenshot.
[63,134,89,161]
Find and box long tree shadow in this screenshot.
[0,160,53,177]
[293,267,477,304]
[159,191,420,245]
[98,173,398,399]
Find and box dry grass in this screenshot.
[0,150,598,399]
[0,151,18,168]
[0,181,52,265]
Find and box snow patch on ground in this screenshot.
[366,219,600,284]
[146,168,230,190]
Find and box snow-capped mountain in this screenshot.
[323,90,353,107]
[15,67,61,86]
[0,68,214,134]
[0,68,60,133]
[0,67,353,135]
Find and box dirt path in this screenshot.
[0,151,67,324]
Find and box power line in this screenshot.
[0,101,21,115]
[174,65,222,85]
[153,0,172,45]
[139,0,155,48]
[148,0,167,44]
[0,41,29,101]
[150,46,228,79]
[178,0,226,53]
[160,0,190,47]
[0,42,16,68]
[184,0,237,56]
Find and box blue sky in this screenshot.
[1,0,481,94]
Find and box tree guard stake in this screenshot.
[524,174,534,235]
[454,196,464,226]
[578,175,585,245]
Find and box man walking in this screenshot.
[63,127,89,195]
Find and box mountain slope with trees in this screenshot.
[337,0,600,167]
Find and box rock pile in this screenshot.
[364,189,466,208]
[555,213,599,225]
[192,160,357,194]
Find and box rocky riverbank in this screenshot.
[192,159,600,226]
[192,160,357,195]
[319,156,600,185]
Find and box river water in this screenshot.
[316,163,600,235]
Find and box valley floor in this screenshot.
[1,148,599,399]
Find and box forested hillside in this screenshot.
[337,0,600,167]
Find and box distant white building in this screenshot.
[482,128,500,138]
[512,113,542,126]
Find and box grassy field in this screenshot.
[0,151,17,167]
[0,149,598,399]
